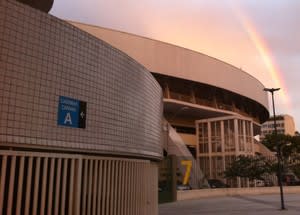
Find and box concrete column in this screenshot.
[190,88,196,103]
[165,83,171,99]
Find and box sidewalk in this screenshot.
[159,194,300,215]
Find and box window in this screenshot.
[238,120,245,151]
[245,121,252,152]
[211,121,222,152]
[224,120,235,152]
[198,123,209,153]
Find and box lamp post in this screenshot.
[264,87,285,210]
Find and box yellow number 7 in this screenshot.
[181,160,192,185]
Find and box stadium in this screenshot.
[70,21,270,188]
[0,0,270,214]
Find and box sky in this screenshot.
[51,0,300,130]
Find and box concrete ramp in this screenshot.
[166,123,208,189]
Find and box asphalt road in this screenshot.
[159,194,300,215]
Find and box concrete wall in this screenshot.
[178,187,300,200]
[0,1,163,214]
[179,133,197,146]
[0,0,163,160]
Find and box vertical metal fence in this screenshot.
[0,150,158,215]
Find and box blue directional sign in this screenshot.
[57,96,86,128]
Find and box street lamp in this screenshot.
[264,87,285,210]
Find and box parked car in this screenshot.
[255,180,265,187]
[250,178,274,187]
[263,179,274,187]
[208,179,230,188]
[283,174,300,186]
[177,184,192,190]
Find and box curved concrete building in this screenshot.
[69,21,270,188]
[71,22,269,126]
[0,0,162,214]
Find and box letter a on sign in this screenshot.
[64,112,72,125]
[58,96,86,128]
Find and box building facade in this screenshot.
[197,116,255,187]
[261,114,296,138]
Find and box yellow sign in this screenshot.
[181,160,192,185]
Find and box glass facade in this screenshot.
[245,121,252,152]
[211,156,223,178]
[224,119,235,152]
[211,121,222,153]
[198,123,209,153]
[199,157,210,178]
[197,116,254,187]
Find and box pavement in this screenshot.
[159,194,300,215]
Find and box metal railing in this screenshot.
[0,150,158,215]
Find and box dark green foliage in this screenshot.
[224,133,300,180]
[224,155,275,180]
[263,133,300,177]
[262,133,300,156]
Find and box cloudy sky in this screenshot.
[51,0,300,130]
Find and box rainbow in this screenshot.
[230,1,292,112]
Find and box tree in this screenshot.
[262,134,292,154]
[262,133,300,161]
[262,133,300,177]
[224,155,275,181]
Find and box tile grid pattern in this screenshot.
[0,0,163,159]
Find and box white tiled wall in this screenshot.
[0,0,163,159]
